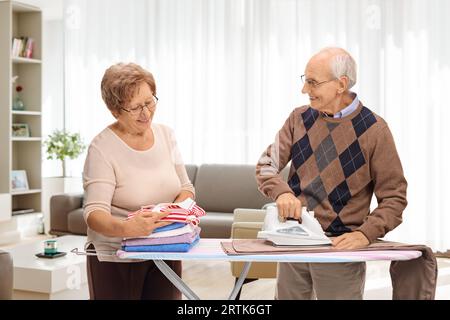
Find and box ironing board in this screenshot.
[115,238,422,300]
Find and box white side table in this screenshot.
[6,235,88,299]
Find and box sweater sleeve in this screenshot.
[356,124,408,242]
[82,144,116,222]
[165,126,196,197]
[256,110,296,200]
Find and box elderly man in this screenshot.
[256,47,407,300]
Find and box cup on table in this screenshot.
[44,239,58,255]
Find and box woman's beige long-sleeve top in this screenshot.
[82,123,195,262]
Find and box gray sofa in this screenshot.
[0,250,13,299]
[50,164,288,238]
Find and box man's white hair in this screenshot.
[318,47,357,89]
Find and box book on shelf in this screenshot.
[11,37,34,59]
[257,206,332,246]
[12,208,35,216]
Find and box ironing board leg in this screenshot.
[153,259,200,300]
[228,261,252,300]
[153,260,252,300]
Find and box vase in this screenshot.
[12,96,25,111]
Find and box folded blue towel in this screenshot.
[153,222,186,233]
[122,237,199,252]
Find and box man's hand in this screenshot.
[332,231,370,250]
[276,192,302,220]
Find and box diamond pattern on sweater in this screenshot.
[338,140,366,178]
[301,108,319,131]
[320,158,346,194]
[327,122,340,132]
[314,134,338,172]
[291,134,313,169]
[329,122,358,156]
[288,106,379,231]
[325,216,352,235]
[303,175,327,210]
[327,180,351,214]
[288,172,302,197]
[352,106,377,137]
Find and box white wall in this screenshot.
[42,19,64,177]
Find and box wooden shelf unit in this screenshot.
[0,1,42,222]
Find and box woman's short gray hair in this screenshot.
[101,62,156,114]
[329,51,357,89]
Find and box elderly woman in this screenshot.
[83,62,194,299]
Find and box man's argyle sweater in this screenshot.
[256,102,408,243]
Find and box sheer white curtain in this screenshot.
[63,0,450,251]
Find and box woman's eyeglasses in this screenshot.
[121,95,159,115]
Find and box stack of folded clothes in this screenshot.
[121,198,205,253]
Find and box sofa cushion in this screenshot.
[199,212,233,238]
[195,164,283,213]
[185,164,198,185]
[0,250,13,300]
[50,193,84,234]
[68,208,88,235]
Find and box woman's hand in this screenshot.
[173,190,195,203]
[123,210,171,238]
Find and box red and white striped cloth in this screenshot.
[127,198,206,226]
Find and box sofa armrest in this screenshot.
[230,208,277,280]
[233,208,266,223]
[50,193,84,235]
[231,222,264,239]
[232,208,266,237]
[0,250,13,300]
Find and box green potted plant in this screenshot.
[44,130,86,177]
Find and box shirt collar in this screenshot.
[333,93,359,119]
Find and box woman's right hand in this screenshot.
[123,210,171,238]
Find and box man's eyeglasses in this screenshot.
[121,95,159,115]
[301,75,336,88]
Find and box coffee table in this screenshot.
[6,235,88,299]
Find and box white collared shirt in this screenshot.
[333,93,359,119]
